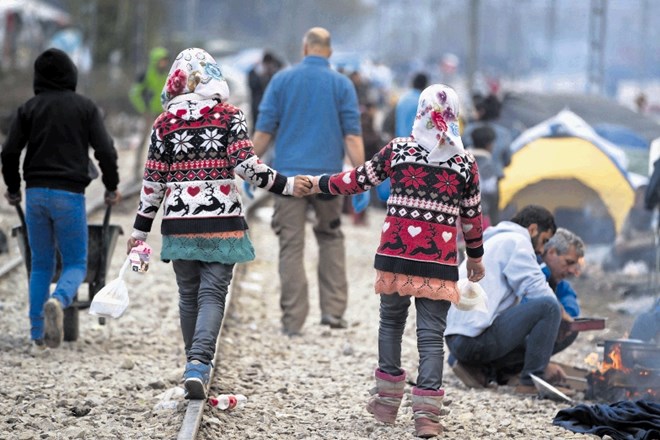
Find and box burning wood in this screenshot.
[585,340,660,402]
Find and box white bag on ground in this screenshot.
[89,257,130,319]
[455,279,488,313]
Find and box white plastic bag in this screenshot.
[455,279,488,313]
[89,257,130,319]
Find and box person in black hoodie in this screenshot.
[1,48,120,353]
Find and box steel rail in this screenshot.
[177,190,271,440]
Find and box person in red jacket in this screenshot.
[307,83,485,438]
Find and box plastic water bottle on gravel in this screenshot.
[208,394,247,410]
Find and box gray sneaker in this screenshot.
[28,339,50,357]
[320,314,348,329]
[44,298,64,348]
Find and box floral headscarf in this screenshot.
[160,48,229,112]
[411,84,465,163]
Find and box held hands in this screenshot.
[4,191,21,206]
[466,258,485,283]
[309,176,320,194]
[291,175,312,197]
[291,175,320,197]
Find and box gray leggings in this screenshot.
[173,260,234,364]
[378,294,451,391]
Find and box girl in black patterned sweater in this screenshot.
[126,48,308,400]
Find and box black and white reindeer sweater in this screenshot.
[132,99,291,263]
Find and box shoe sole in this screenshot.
[452,364,485,388]
[184,378,207,400]
[29,346,50,357]
[366,400,398,424]
[44,300,64,348]
[320,320,348,329]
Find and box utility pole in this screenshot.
[467,0,480,95]
[187,0,198,45]
[134,1,147,78]
[587,0,607,95]
[640,0,649,82]
[545,0,557,91]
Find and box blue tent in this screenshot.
[594,123,649,150]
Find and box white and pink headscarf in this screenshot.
[411,84,465,163]
[160,48,229,116]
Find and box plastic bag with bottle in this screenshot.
[89,257,130,319]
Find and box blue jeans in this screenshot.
[173,260,234,365]
[378,294,451,391]
[446,296,561,386]
[26,188,87,341]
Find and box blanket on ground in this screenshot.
[553,400,660,440]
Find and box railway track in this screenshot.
[177,191,267,440]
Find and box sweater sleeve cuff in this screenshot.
[133,214,154,234]
[270,173,288,194]
[319,175,332,194]
[131,229,148,241]
[466,245,484,260]
[281,177,295,196]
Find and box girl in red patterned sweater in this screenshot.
[309,84,485,438]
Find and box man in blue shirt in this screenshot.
[252,27,364,336]
[538,228,584,354]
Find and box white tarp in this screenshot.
[0,0,70,24]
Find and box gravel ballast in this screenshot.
[0,196,642,439]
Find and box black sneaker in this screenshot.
[320,314,348,329]
[44,298,64,348]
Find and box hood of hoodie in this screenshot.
[160,48,229,119]
[482,220,530,242]
[33,48,77,94]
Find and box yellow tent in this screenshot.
[499,111,636,243]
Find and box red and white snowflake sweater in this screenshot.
[318,137,484,300]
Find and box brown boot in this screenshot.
[366,368,406,424]
[412,387,445,438]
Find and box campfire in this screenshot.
[585,339,660,402]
